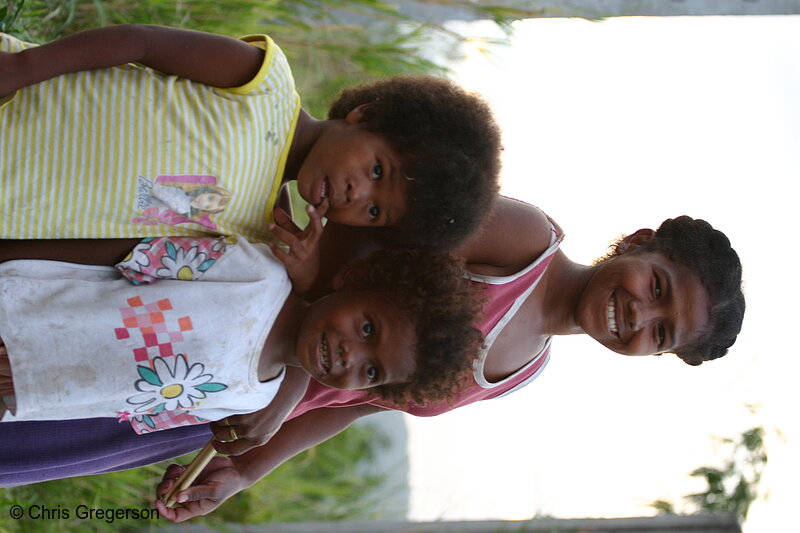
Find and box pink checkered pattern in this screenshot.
[115,295,204,433]
[115,296,193,364]
[129,410,207,434]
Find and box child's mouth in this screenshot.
[318,176,329,205]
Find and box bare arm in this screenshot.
[155,403,384,522]
[208,366,311,456]
[1,24,264,96]
[0,239,143,266]
[453,195,554,276]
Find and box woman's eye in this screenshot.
[366,366,378,382]
[368,204,380,221]
[371,162,383,180]
[654,276,662,299]
[361,320,374,337]
[657,323,666,346]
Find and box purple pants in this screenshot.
[0,418,210,486]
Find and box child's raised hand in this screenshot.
[268,200,328,296]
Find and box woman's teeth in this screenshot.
[320,334,330,373]
[608,296,618,335]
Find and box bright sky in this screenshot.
[405,16,800,532]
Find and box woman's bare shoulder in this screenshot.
[456,196,554,276]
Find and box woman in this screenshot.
[0,197,744,521]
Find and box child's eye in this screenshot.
[654,275,662,299]
[371,162,383,180]
[361,320,374,337]
[368,204,380,221]
[366,365,379,382]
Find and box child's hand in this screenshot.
[155,457,247,522]
[268,200,328,296]
[209,368,309,456]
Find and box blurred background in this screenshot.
[1,1,798,532]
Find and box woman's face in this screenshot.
[576,250,710,356]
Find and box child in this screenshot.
[0,25,501,250]
[0,235,484,433]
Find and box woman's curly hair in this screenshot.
[328,75,501,251]
[600,216,745,366]
[338,249,485,405]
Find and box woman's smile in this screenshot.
[578,251,711,356]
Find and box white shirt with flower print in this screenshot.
[0,237,290,433]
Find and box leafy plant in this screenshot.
[651,426,768,521]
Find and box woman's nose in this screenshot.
[629,300,658,331]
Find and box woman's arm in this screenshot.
[1,24,264,96]
[155,403,385,522]
[454,196,554,276]
[0,239,142,265]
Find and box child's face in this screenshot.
[296,122,410,228]
[296,290,416,390]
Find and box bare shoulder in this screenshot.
[455,196,554,276]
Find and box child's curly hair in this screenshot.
[328,75,501,251]
[338,249,485,406]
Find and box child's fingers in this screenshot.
[156,464,186,496]
[212,438,257,456]
[305,202,327,237]
[311,198,330,220]
[267,241,294,267]
[154,500,179,522]
[268,224,301,251]
[209,418,244,444]
[272,208,302,234]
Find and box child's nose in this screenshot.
[333,343,367,387]
[345,176,371,204]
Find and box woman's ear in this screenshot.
[344,103,373,124]
[616,228,655,255]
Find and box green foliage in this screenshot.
[0,461,165,533]
[212,422,395,524]
[0,0,25,32]
[650,426,768,522]
[1,0,521,116]
[0,423,391,532]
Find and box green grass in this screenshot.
[0,422,392,532]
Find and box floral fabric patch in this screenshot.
[117,236,227,285]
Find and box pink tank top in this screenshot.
[287,218,564,420]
